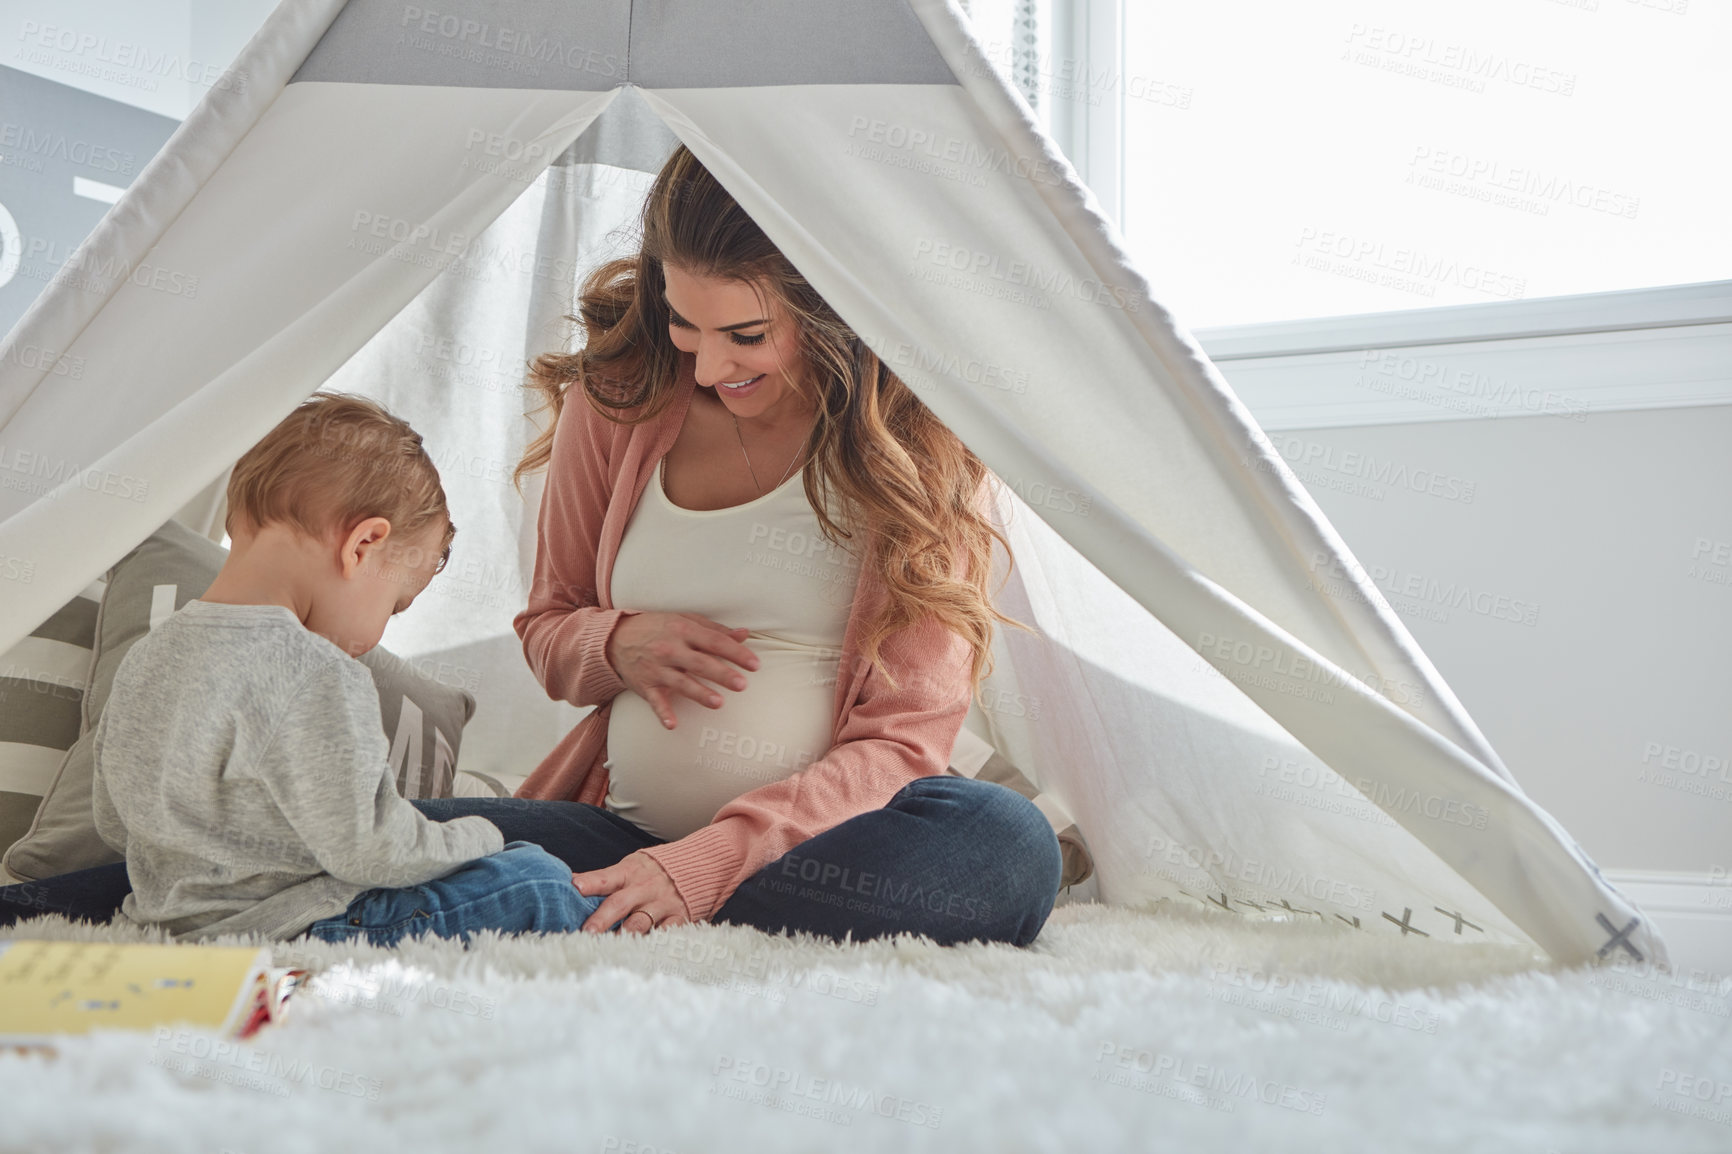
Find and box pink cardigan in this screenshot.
[512,359,983,923]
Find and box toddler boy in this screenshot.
[92,391,605,945]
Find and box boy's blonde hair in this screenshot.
[225,391,456,573]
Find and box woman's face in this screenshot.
[662,263,811,425]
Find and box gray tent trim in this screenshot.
[290,0,959,91]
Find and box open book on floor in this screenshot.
[0,940,306,1051]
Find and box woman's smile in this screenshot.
[716,373,766,397]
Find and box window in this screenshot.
[972,0,1727,331]
[1116,0,1726,329]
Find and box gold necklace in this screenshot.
[730,409,806,495]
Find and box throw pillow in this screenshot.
[0,583,102,865]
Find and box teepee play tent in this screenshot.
[0,0,1665,967]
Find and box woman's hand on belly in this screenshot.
[607,610,762,730]
[604,637,842,842]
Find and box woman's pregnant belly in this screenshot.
[604,633,841,842]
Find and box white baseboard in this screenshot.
[1604,870,1732,975]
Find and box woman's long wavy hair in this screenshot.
[513,144,1032,698]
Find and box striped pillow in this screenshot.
[0,580,104,876]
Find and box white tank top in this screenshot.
[603,455,863,840]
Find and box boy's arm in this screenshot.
[240,658,504,889]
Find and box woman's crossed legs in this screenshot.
[418,774,1063,947]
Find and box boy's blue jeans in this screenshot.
[298,841,614,947]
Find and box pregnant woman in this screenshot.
[418,143,1062,946]
[0,144,1062,948]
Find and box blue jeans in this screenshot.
[0,776,1062,947]
[419,775,1061,946]
[299,841,613,947]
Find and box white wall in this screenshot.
[1198,280,1732,968]
[1261,405,1732,877]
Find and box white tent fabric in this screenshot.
[0,0,1664,967]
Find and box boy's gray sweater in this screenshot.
[92,599,504,941]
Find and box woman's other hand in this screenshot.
[605,611,760,729]
[572,852,689,933]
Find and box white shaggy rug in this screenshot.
[3,900,1729,1153]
